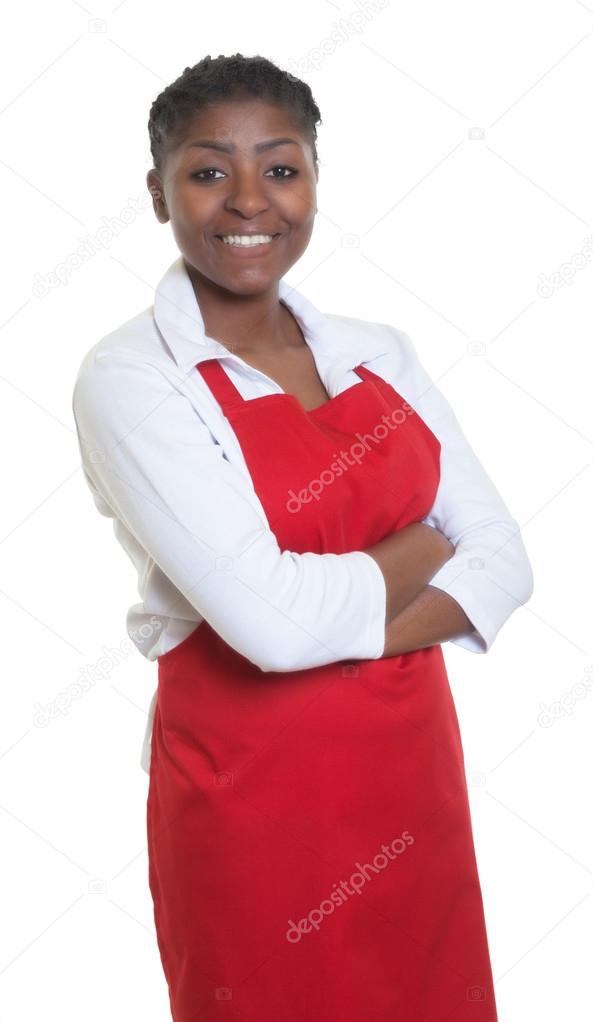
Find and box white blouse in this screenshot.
[71,256,534,773]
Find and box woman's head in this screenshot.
[146,54,322,296]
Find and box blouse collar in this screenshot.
[153,256,393,385]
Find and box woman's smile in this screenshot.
[213,232,284,256]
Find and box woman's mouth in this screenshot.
[215,233,281,256]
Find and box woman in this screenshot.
[72,53,533,1022]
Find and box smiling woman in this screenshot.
[70,51,530,1022]
[146,59,320,329]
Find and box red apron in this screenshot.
[146,360,499,1021]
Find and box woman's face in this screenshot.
[147,99,319,295]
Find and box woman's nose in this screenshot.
[223,170,272,217]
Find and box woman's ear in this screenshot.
[146,169,169,224]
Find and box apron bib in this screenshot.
[146,360,498,1021]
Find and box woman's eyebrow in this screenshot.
[185,137,300,154]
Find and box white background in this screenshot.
[1,0,591,1018]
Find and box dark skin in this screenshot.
[146,98,475,656]
[146,99,330,409]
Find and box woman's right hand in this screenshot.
[364,523,455,624]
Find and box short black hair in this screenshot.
[148,53,322,176]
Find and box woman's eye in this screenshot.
[265,166,298,179]
[190,168,225,181]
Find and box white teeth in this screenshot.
[220,234,275,246]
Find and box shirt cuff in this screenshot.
[425,558,497,654]
[344,550,387,659]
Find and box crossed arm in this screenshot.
[73,334,533,671]
[365,522,475,657]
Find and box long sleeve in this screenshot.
[388,328,534,653]
[72,352,387,672]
